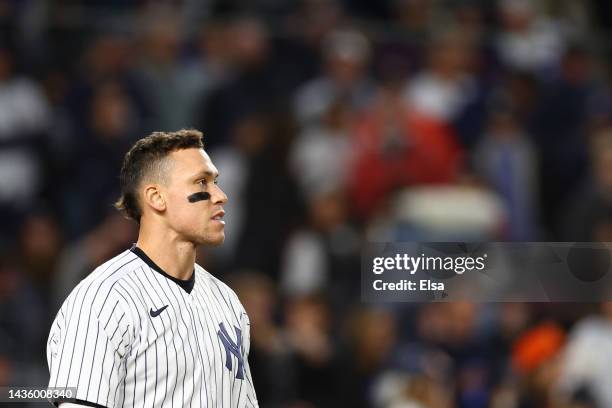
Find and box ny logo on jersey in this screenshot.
[217,322,245,380]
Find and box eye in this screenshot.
[197,177,219,187]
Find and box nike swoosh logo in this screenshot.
[150,305,169,317]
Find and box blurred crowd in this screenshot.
[3,0,612,407]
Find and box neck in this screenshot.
[136,219,196,281]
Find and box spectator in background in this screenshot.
[370,0,431,92]
[134,8,189,131]
[277,0,344,90]
[402,28,478,126]
[533,45,596,236]
[64,33,152,134]
[199,16,280,148]
[473,93,539,240]
[383,373,453,408]
[230,110,303,280]
[284,294,342,407]
[290,98,353,199]
[280,189,360,312]
[402,26,488,149]
[0,249,48,388]
[349,81,463,219]
[453,1,487,40]
[63,79,140,235]
[0,210,64,391]
[561,127,612,241]
[293,28,376,127]
[409,302,513,407]
[495,0,566,77]
[0,43,51,238]
[59,33,153,237]
[339,307,398,408]
[286,98,363,300]
[135,8,235,132]
[501,71,540,133]
[557,302,612,408]
[393,0,440,39]
[17,211,63,310]
[181,19,234,125]
[512,322,566,408]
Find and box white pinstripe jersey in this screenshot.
[47,247,258,408]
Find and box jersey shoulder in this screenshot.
[195,263,244,309]
[57,249,143,324]
[50,249,143,354]
[72,249,141,296]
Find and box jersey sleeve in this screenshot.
[47,285,134,408]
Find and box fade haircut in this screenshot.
[115,129,205,222]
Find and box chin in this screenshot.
[201,234,225,246]
[211,237,225,246]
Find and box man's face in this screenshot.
[162,148,228,246]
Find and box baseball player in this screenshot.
[47,129,258,407]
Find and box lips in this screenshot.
[211,210,225,221]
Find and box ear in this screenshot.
[143,184,166,213]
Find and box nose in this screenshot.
[211,184,228,205]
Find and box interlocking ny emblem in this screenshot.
[217,322,245,379]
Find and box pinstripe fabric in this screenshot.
[47,249,258,407]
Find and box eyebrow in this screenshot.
[192,170,219,179]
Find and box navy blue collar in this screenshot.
[130,244,195,294]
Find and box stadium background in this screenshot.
[2,0,612,407]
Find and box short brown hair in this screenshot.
[115,129,205,221]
